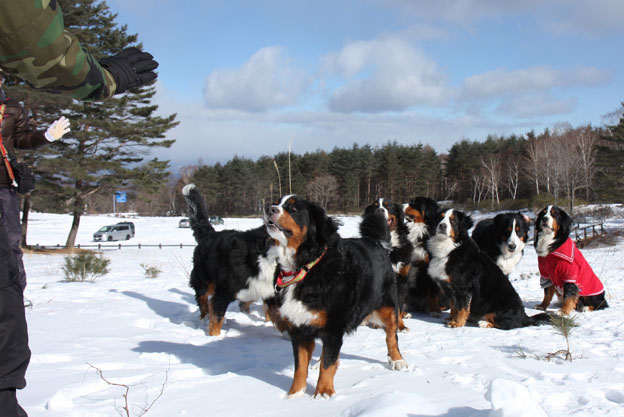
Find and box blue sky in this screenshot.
[106,0,624,170]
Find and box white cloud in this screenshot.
[461,66,611,100]
[381,0,624,37]
[322,38,452,113]
[497,94,578,118]
[203,46,309,112]
[542,0,624,37]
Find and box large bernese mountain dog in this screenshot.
[402,197,447,315]
[471,212,531,276]
[362,198,413,330]
[265,194,407,398]
[427,208,549,329]
[534,205,608,314]
[182,184,278,336]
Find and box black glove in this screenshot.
[99,47,158,94]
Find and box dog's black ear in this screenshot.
[493,213,506,229]
[426,201,441,230]
[462,213,474,231]
[308,200,338,246]
[557,207,573,238]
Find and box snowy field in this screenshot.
[17,209,624,417]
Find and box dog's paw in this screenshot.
[535,304,547,311]
[478,320,494,328]
[286,389,305,399]
[389,358,409,371]
[445,320,465,328]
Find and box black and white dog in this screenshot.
[534,205,608,314]
[471,212,531,276]
[362,198,413,330]
[265,194,407,398]
[402,197,446,315]
[427,208,550,329]
[182,184,278,336]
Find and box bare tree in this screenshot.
[305,174,338,210]
[504,160,520,200]
[471,170,487,204]
[574,125,598,201]
[480,154,502,208]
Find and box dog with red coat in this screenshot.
[534,205,608,315]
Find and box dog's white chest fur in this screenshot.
[406,222,428,262]
[427,234,457,282]
[535,230,555,257]
[236,247,279,302]
[279,285,321,326]
[497,250,524,275]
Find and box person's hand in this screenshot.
[45,116,70,142]
[99,47,158,94]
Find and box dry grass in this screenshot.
[22,246,96,255]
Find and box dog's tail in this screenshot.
[524,312,552,327]
[359,213,391,249]
[182,183,215,242]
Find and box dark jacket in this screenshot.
[0,221,30,391]
[0,95,48,188]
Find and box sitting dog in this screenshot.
[427,208,549,329]
[182,184,278,336]
[362,198,413,330]
[402,197,446,315]
[472,212,531,276]
[266,194,407,398]
[534,205,608,314]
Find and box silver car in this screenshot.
[93,224,133,241]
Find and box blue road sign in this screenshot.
[115,192,127,203]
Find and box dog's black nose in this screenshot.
[438,223,447,232]
[508,243,516,251]
[270,206,280,215]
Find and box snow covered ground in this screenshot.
[17,210,624,417]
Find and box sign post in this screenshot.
[114,191,127,215]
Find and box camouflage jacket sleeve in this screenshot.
[0,0,117,101]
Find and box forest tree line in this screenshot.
[95,104,624,217]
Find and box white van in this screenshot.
[93,224,133,241]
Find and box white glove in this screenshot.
[45,116,71,142]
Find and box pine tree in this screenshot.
[6,0,178,248]
[596,102,624,202]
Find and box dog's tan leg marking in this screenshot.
[537,286,555,310]
[560,295,579,315]
[447,307,470,328]
[289,339,315,397]
[314,348,338,398]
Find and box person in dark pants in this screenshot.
[0,71,70,290]
[1,2,159,414]
[0,220,30,417]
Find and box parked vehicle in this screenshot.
[93,224,133,241]
[179,218,190,228]
[209,216,224,225]
[116,221,135,237]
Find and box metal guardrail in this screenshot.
[32,243,197,250]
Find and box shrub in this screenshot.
[140,263,162,279]
[62,252,111,282]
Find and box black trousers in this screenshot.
[0,221,30,417]
[0,389,28,417]
[0,188,26,290]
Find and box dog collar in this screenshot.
[276,246,328,289]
